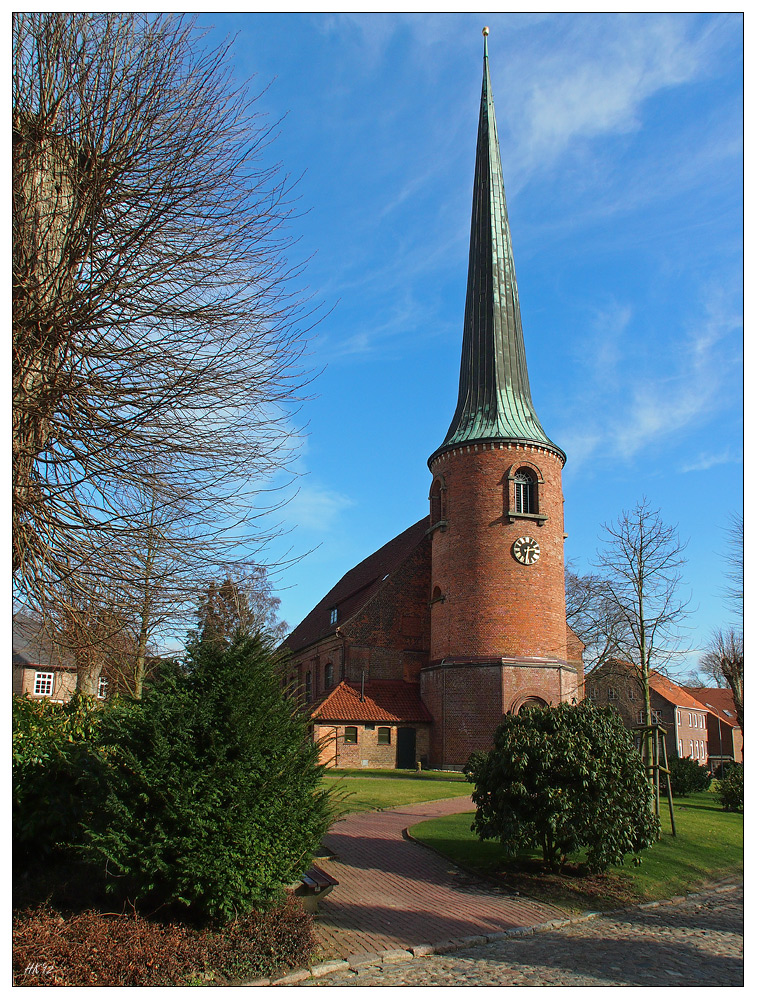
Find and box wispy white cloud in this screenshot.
[680,448,742,474]
[283,481,355,532]
[561,286,742,472]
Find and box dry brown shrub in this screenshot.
[13,896,315,986]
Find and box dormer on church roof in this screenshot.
[430,29,564,466]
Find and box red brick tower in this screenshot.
[421,30,580,768]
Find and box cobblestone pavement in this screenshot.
[310,797,566,960]
[297,884,743,987]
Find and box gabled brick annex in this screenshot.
[284,32,583,769]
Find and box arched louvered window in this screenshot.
[514,470,536,514]
[429,477,446,527]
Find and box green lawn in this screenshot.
[409,790,743,913]
[321,768,470,816]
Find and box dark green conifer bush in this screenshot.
[465,701,659,871]
[666,755,712,797]
[82,635,331,923]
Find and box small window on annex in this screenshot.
[377,727,391,745]
[33,672,54,696]
[514,470,536,514]
[97,675,108,700]
[343,726,358,744]
[608,686,619,701]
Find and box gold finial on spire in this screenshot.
[483,26,489,36]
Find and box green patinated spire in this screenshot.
[430,29,564,466]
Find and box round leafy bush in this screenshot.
[716,763,743,812]
[13,693,105,860]
[667,756,712,797]
[81,635,332,923]
[465,701,659,871]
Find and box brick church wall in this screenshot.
[345,533,431,683]
[429,443,567,664]
[421,659,580,769]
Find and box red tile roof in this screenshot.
[310,680,433,724]
[284,517,429,653]
[648,670,710,712]
[683,686,740,727]
[587,661,712,713]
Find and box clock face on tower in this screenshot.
[513,536,540,565]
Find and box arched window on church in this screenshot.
[514,470,536,514]
[429,478,446,528]
[324,662,334,689]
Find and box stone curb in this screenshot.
[239,882,743,986]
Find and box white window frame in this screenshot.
[608,686,619,701]
[97,675,108,700]
[33,671,54,696]
[651,710,662,724]
[329,608,338,625]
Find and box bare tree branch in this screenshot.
[12,13,319,680]
[593,498,692,769]
[701,627,743,733]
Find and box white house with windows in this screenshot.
[12,614,108,703]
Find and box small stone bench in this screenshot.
[292,863,339,914]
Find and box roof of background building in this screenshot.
[284,517,429,654]
[586,660,712,714]
[310,679,434,724]
[648,670,711,713]
[683,686,740,727]
[12,614,75,671]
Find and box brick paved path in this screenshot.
[299,884,743,987]
[311,796,566,961]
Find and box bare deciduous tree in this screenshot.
[724,512,743,624]
[192,573,288,650]
[701,628,743,733]
[13,13,317,653]
[595,499,691,766]
[565,565,630,671]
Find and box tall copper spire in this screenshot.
[430,30,564,466]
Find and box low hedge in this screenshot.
[13,896,315,987]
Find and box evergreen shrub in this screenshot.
[81,634,331,923]
[716,763,743,812]
[666,756,712,797]
[12,694,106,860]
[465,701,659,871]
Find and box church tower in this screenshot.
[422,30,580,768]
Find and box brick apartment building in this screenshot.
[284,34,583,770]
[683,686,743,768]
[584,661,737,768]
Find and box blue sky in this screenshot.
[197,12,743,677]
